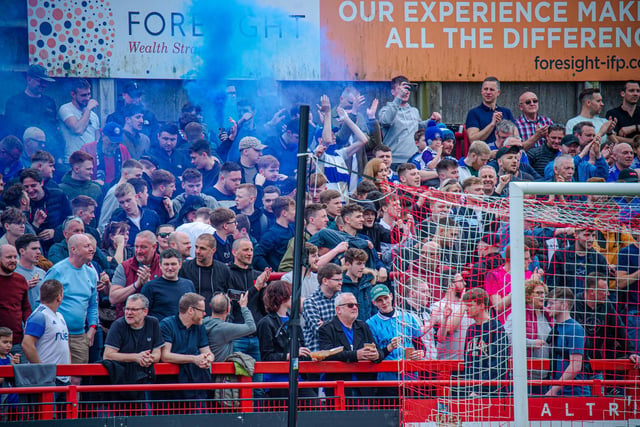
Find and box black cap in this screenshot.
[561,135,580,146]
[496,145,521,160]
[358,201,377,213]
[618,168,639,183]
[123,82,142,98]
[27,64,55,82]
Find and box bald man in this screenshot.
[515,91,553,150]
[44,233,98,365]
[168,230,192,260]
[608,143,635,182]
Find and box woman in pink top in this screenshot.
[484,245,541,324]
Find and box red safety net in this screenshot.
[387,181,640,426]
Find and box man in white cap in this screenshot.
[238,136,267,184]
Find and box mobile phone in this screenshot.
[407,83,418,91]
[227,289,244,301]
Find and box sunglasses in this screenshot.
[339,303,359,309]
[158,232,172,238]
[523,99,539,105]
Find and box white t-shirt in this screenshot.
[58,102,100,158]
[429,299,474,361]
[24,305,71,382]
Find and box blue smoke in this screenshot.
[184,0,342,129]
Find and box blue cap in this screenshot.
[102,122,124,142]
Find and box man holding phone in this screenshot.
[227,238,271,361]
[379,75,442,165]
[204,291,256,362]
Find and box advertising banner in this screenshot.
[28,0,640,81]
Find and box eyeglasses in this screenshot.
[329,278,343,283]
[523,99,539,105]
[226,220,238,225]
[339,303,359,309]
[191,306,206,313]
[158,232,172,238]
[125,307,146,312]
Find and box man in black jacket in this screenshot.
[179,234,230,316]
[228,238,271,361]
[20,168,71,253]
[318,292,383,397]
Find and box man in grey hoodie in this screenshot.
[378,75,441,165]
[203,291,255,362]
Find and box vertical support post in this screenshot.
[40,391,54,420]
[287,105,310,427]
[509,183,529,426]
[238,376,254,413]
[67,385,78,419]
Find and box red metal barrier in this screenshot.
[0,359,637,422]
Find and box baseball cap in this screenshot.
[102,122,124,142]
[358,201,377,213]
[239,136,267,150]
[618,168,639,183]
[123,82,142,98]
[370,284,391,301]
[27,64,55,82]
[561,135,580,146]
[496,145,521,160]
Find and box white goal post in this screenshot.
[509,181,640,426]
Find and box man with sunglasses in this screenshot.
[318,292,382,398]
[515,91,554,150]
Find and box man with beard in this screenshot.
[566,88,616,145]
[0,244,31,356]
[109,231,162,318]
[160,293,213,401]
[495,144,534,196]
[43,234,98,365]
[227,238,271,362]
[606,80,640,143]
[59,79,100,159]
[527,124,565,176]
[179,234,230,316]
[546,228,611,295]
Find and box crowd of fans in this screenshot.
[0,64,639,408]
